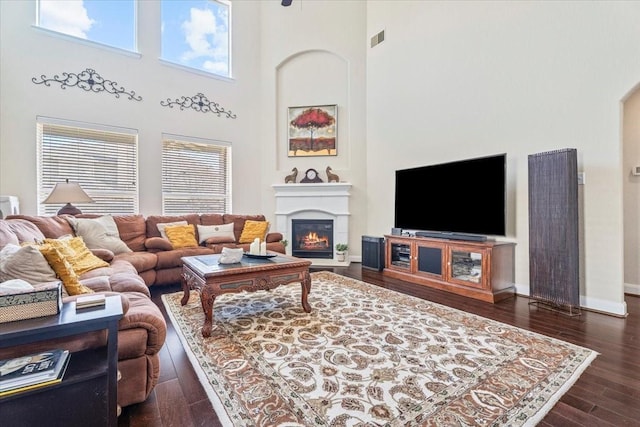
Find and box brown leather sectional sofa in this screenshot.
[0,213,284,409]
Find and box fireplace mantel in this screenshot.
[273,183,352,266]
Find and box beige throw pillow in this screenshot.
[196,223,236,244]
[67,217,132,254]
[0,244,58,285]
[157,221,188,239]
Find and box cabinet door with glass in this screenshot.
[447,246,487,289]
[386,238,412,273]
[414,241,445,280]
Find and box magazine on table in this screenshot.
[0,349,70,392]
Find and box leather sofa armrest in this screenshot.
[91,248,115,262]
[116,292,167,355]
[266,232,283,243]
[144,237,173,252]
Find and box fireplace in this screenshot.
[291,219,333,259]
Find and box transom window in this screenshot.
[36,0,136,52]
[161,0,231,78]
[162,135,231,215]
[37,117,139,215]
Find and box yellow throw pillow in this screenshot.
[164,224,199,249]
[38,243,94,296]
[44,237,109,275]
[238,220,270,244]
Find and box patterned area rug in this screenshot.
[162,271,597,426]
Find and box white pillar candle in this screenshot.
[250,239,259,255]
[260,241,267,255]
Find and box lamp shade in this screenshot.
[42,179,94,215]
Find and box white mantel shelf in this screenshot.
[273,182,352,266]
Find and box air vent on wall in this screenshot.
[370,30,385,48]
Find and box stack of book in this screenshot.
[0,349,70,397]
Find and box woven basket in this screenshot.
[0,282,62,323]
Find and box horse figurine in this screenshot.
[326,166,340,183]
[285,167,298,183]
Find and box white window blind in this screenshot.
[37,118,139,215]
[162,135,231,215]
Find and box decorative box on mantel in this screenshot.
[273,182,352,266]
[0,281,62,324]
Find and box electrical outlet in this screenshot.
[578,172,585,185]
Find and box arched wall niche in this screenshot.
[275,49,350,174]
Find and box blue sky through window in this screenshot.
[161,0,230,77]
[38,0,135,51]
[37,1,231,78]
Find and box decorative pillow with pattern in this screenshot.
[38,243,94,295]
[157,221,188,239]
[196,223,236,244]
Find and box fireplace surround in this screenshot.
[273,182,351,266]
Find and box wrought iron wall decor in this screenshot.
[32,68,142,101]
[160,92,236,119]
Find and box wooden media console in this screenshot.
[383,235,516,303]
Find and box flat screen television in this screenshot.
[394,153,506,239]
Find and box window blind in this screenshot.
[37,118,138,215]
[162,136,231,215]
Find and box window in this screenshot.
[161,0,231,78]
[36,0,136,52]
[37,118,139,215]
[162,135,231,215]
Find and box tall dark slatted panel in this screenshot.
[528,148,580,311]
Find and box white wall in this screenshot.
[366,1,640,315]
[0,0,263,216]
[623,87,640,295]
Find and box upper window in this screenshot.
[162,135,231,215]
[37,0,136,52]
[161,0,231,78]
[37,117,139,215]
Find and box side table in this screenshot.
[0,295,123,427]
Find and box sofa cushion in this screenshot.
[164,224,199,249]
[197,223,235,244]
[146,215,200,238]
[0,244,58,285]
[67,217,132,255]
[239,220,270,243]
[199,214,225,226]
[7,215,74,238]
[113,252,157,275]
[155,247,214,269]
[144,237,173,252]
[112,215,147,252]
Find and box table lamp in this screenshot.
[42,179,95,215]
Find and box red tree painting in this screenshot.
[288,105,337,156]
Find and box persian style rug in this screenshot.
[162,271,597,426]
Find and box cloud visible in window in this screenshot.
[180,7,228,75]
[40,0,95,39]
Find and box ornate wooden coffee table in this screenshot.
[181,253,312,337]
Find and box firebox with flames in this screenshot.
[299,231,330,249]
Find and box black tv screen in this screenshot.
[394,154,506,237]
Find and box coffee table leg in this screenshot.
[200,286,216,337]
[181,273,190,306]
[301,270,312,313]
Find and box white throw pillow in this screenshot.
[0,278,34,292]
[0,244,58,285]
[196,223,236,244]
[66,217,132,254]
[157,221,188,239]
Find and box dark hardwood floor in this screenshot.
[118,264,640,427]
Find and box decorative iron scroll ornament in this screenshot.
[160,93,237,119]
[32,68,142,101]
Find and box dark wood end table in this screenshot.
[181,252,312,337]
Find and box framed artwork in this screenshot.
[288,104,337,157]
